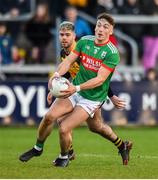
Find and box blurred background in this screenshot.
[0,0,158,126]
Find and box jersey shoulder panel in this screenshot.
[107,42,119,54]
[80,35,95,41]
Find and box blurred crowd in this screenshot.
[1,0,158,126]
[0,0,158,78]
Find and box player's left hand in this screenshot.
[110,95,126,109]
[48,72,60,90]
[59,82,76,98]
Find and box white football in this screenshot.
[50,77,69,97]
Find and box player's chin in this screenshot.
[61,43,68,48]
[96,36,104,41]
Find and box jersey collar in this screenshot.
[94,39,109,46]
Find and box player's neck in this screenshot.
[94,38,109,46]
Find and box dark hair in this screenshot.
[97,13,115,26]
[0,22,6,26]
[59,21,75,31]
[146,68,158,78]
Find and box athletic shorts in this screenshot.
[68,92,103,118]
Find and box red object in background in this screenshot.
[109,34,118,47]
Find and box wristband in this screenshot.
[75,85,80,92]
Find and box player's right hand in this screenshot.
[59,81,75,98]
[48,72,60,90]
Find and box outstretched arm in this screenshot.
[48,52,78,90]
[79,66,112,90]
[56,52,78,76]
[60,65,112,97]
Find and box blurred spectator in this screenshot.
[137,67,158,126]
[119,0,143,65]
[119,0,142,16]
[16,3,55,64]
[113,0,125,8]
[139,0,153,15]
[66,0,88,7]
[0,0,31,17]
[25,117,36,126]
[1,116,13,126]
[65,0,97,15]
[110,109,128,126]
[0,22,24,65]
[48,0,97,17]
[12,46,26,64]
[145,68,158,82]
[0,22,13,65]
[142,0,158,71]
[137,109,157,126]
[95,0,119,15]
[64,6,92,39]
[47,0,69,18]
[0,0,32,41]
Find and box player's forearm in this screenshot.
[56,52,78,76]
[79,76,104,91]
[75,66,111,92]
[57,61,71,76]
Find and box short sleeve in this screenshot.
[102,53,120,72]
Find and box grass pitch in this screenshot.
[0,126,158,179]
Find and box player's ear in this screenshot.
[94,26,97,33]
[109,25,113,35]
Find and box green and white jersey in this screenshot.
[72,35,120,102]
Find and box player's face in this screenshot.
[59,29,75,49]
[95,19,113,43]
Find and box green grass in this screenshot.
[0,126,158,178]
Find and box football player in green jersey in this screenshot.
[52,21,129,165]
[19,13,132,167]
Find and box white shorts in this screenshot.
[68,92,103,118]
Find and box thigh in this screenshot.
[60,106,89,131]
[48,98,74,119]
[87,108,103,126]
[78,97,102,118]
[57,114,70,125]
